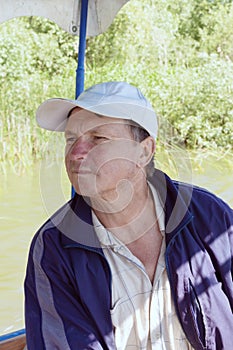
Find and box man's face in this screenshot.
[64,108,143,201]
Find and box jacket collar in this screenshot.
[148,169,193,244]
[59,195,102,250]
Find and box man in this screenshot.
[24,81,233,350]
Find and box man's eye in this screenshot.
[94,136,108,141]
[66,137,76,143]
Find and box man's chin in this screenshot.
[72,182,98,198]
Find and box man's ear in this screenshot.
[138,136,156,167]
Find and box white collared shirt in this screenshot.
[92,183,194,350]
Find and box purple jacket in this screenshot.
[24,169,233,349]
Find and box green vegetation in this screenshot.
[0,0,233,171]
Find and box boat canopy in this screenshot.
[0,0,129,36]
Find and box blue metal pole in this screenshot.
[76,0,89,99]
[72,0,89,198]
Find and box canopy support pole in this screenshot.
[75,0,89,99]
[72,0,89,198]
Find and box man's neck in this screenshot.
[91,177,157,245]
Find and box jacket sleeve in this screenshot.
[194,190,233,308]
[24,228,113,350]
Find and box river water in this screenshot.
[0,151,232,335]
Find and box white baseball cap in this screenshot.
[36,81,158,138]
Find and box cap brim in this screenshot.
[36,98,158,138]
[36,98,79,131]
[36,98,138,132]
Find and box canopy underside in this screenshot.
[0,0,129,36]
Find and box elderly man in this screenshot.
[24,82,233,350]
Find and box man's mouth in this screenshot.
[70,163,91,174]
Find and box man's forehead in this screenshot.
[66,107,132,133]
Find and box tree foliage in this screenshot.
[0,0,233,166]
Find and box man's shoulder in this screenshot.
[171,179,233,221]
[30,194,101,254]
[152,169,231,209]
[177,179,230,204]
[30,198,74,249]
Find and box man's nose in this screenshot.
[68,137,92,160]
